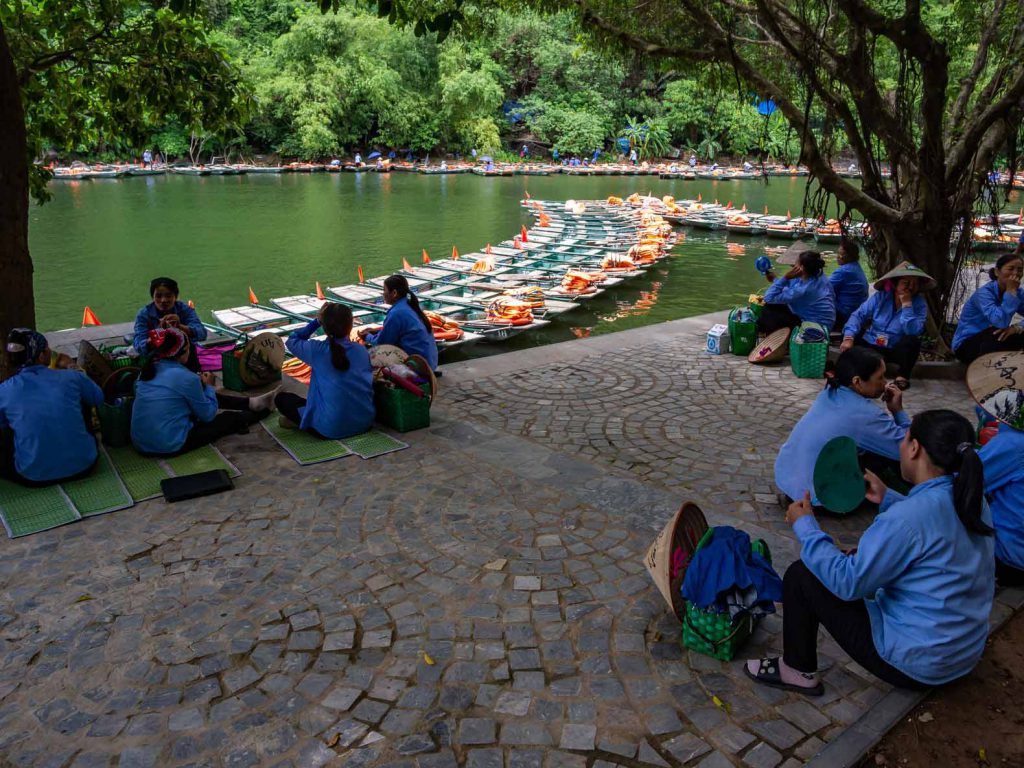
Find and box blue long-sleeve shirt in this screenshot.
[843,291,927,348]
[364,297,438,370]
[952,280,1024,351]
[829,262,869,317]
[764,274,836,330]
[794,476,995,685]
[0,366,103,482]
[775,386,909,504]
[285,319,375,439]
[133,301,207,354]
[980,424,1024,570]
[130,360,217,454]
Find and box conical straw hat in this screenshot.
[644,502,709,620]
[748,328,790,364]
[239,332,285,386]
[967,352,1024,430]
[872,261,937,291]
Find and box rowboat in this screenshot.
[725,213,767,235]
[127,167,166,177]
[240,165,286,174]
[328,284,549,341]
[813,220,844,244]
[170,167,211,176]
[765,218,812,239]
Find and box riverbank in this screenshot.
[0,312,1012,768]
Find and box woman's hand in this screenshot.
[199,372,216,387]
[785,492,814,525]
[864,469,888,504]
[994,325,1023,342]
[784,264,804,280]
[896,285,914,309]
[160,314,181,329]
[764,270,776,284]
[882,381,903,414]
[839,336,854,352]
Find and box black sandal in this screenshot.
[744,657,824,697]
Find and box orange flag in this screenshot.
[249,287,258,305]
[452,245,459,259]
[521,225,529,242]
[403,258,412,271]
[316,282,325,300]
[82,307,102,326]
[726,201,733,209]
[697,193,702,202]
[787,210,792,218]
[422,249,430,264]
[764,205,769,215]
[187,300,195,309]
[741,204,747,212]
[514,236,522,250]
[538,213,551,227]
[525,190,531,199]
[357,265,365,283]
[486,243,493,255]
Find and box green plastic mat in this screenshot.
[164,445,241,478]
[340,430,408,459]
[261,418,353,465]
[62,450,133,517]
[0,480,79,538]
[107,445,170,501]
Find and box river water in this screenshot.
[30,172,815,357]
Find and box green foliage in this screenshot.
[621,115,670,159]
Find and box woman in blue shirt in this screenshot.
[131,329,275,455]
[980,420,1024,586]
[749,409,994,695]
[775,347,909,506]
[952,253,1024,363]
[275,303,374,438]
[133,277,207,372]
[358,275,439,372]
[841,261,934,388]
[0,328,104,486]
[757,251,837,334]
[828,238,869,331]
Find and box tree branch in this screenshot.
[947,0,1010,134]
[573,0,714,59]
[947,64,1024,185]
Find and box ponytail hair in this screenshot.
[384,274,433,334]
[825,346,884,391]
[909,409,992,536]
[320,303,353,372]
[798,250,826,278]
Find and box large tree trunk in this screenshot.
[0,21,35,379]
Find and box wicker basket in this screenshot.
[789,324,829,379]
[681,532,771,661]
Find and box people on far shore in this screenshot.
[828,238,869,331]
[357,274,439,372]
[142,149,153,168]
[750,409,994,695]
[0,328,103,486]
[757,250,837,335]
[840,260,933,388]
[952,252,1024,364]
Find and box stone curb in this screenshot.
[805,587,1024,768]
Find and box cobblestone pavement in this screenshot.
[0,316,1011,768]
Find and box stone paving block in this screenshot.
[559,724,596,751]
[494,690,533,716]
[662,733,711,763]
[742,742,783,768]
[459,718,497,745]
[775,701,831,734]
[749,719,804,750]
[710,724,756,754]
[696,752,735,768]
[465,748,503,768]
[502,721,554,746]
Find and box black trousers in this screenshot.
[147,394,263,457]
[996,558,1024,588]
[782,560,926,688]
[954,327,1024,364]
[757,303,801,335]
[274,392,306,426]
[854,335,922,379]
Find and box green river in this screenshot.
[30,172,815,358]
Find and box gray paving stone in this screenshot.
[502,721,553,746]
[697,752,735,768]
[776,701,831,734]
[465,748,503,768]
[494,690,532,716]
[323,687,362,711]
[168,708,203,731]
[743,742,783,768]
[662,733,711,763]
[559,724,596,751]
[710,724,756,754]
[458,718,497,745]
[750,719,804,750]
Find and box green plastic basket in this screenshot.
[681,531,771,661]
[97,398,134,448]
[728,308,757,356]
[374,381,431,432]
[788,324,829,379]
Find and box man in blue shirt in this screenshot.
[828,238,869,331]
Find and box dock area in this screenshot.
[0,312,1017,768]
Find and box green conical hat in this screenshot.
[813,436,866,514]
[873,261,937,291]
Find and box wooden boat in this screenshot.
[170,166,211,176]
[328,284,549,342]
[365,272,579,317]
[765,218,811,239]
[242,166,286,174]
[725,213,767,235]
[127,167,166,177]
[813,219,844,244]
[211,304,306,335]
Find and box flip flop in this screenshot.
[744,657,824,697]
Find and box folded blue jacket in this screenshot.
[681,526,783,613]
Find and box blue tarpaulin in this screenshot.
[757,100,777,116]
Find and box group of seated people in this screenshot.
[745,342,1023,698]
[758,240,1024,387]
[0,274,438,486]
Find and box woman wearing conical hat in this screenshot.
[840,261,935,389]
[970,352,1024,586]
[952,252,1024,364]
